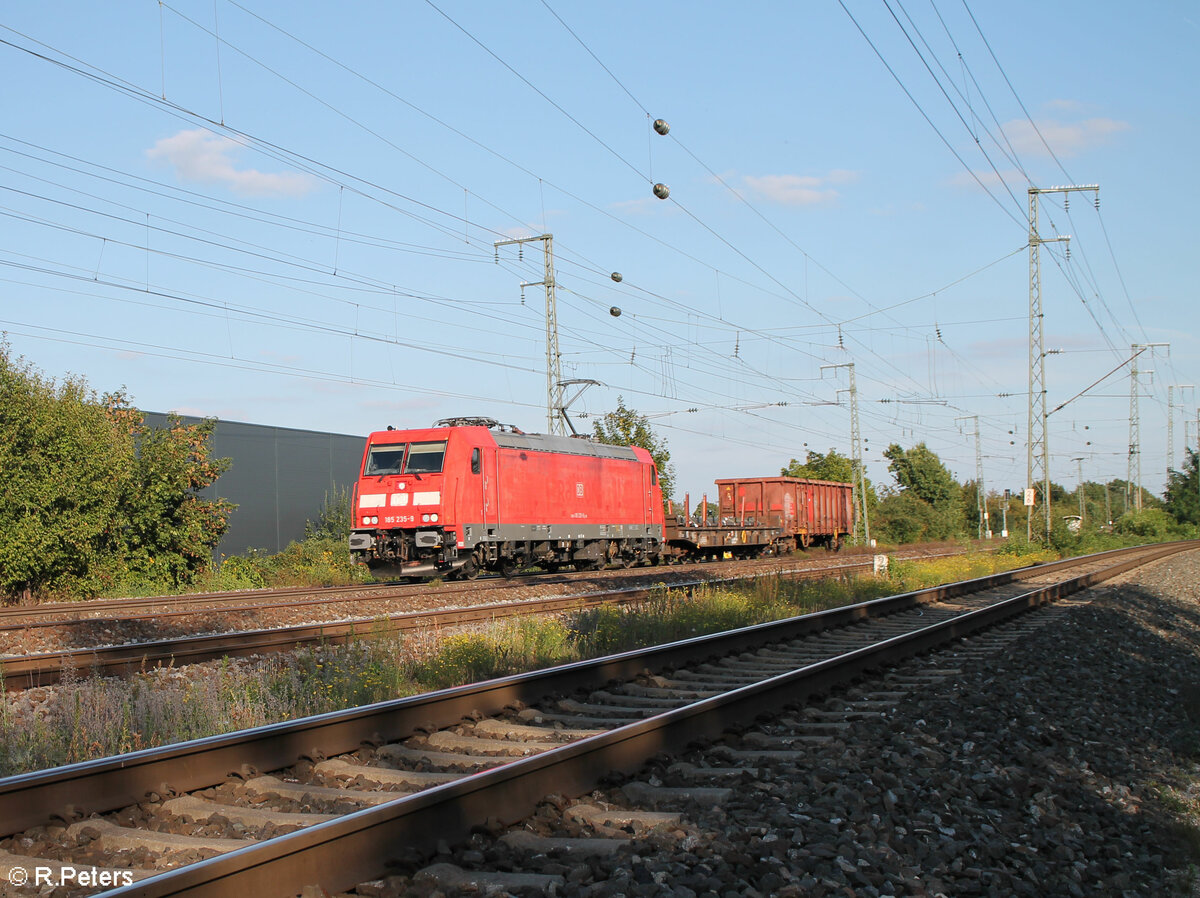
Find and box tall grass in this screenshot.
[0,550,1047,776]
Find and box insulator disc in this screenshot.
[653,118,670,135]
[610,272,623,283]
[610,306,622,317]
[653,183,670,199]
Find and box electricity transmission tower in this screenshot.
[494,234,563,435]
[1072,456,1087,523]
[822,362,870,545]
[1127,343,1168,511]
[1168,384,1194,475]
[957,415,987,539]
[1027,185,1097,541]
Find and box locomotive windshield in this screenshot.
[364,440,447,476]
[404,441,446,473]
[365,445,406,476]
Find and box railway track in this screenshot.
[0,541,1189,897]
[0,541,973,627]
[1,545,972,690]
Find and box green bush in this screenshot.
[0,345,231,601]
[1113,508,1188,541]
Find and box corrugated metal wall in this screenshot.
[142,413,366,556]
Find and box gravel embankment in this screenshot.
[410,550,1200,898]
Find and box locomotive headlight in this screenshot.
[421,514,430,523]
[361,516,371,526]
[370,516,379,525]
[431,513,439,522]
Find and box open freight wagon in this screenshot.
[666,475,855,559]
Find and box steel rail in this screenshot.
[1,541,1187,842]
[0,541,972,627]
[2,587,653,690]
[0,556,874,633]
[95,540,1192,897]
[0,548,970,690]
[0,582,399,623]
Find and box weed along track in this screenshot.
[0,543,1189,897]
[1,544,975,690]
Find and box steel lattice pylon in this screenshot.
[494,234,563,435]
[1027,185,1097,540]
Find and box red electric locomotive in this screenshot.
[349,417,665,579]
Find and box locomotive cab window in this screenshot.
[365,445,405,475]
[404,441,447,474]
[471,447,481,475]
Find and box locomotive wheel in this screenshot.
[460,558,479,580]
[499,559,518,579]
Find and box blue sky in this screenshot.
[2,1,1196,507]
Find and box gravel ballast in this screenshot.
[397,549,1200,898]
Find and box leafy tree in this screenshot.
[883,443,959,508]
[0,343,232,600]
[0,349,131,597]
[1164,449,1200,526]
[878,442,964,541]
[591,396,675,500]
[960,479,984,536]
[873,492,947,544]
[782,448,878,510]
[118,411,234,587]
[782,448,854,482]
[1113,508,1187,541]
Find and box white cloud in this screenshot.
[739,170,858,206]
[1002,116,1130,158]
[610,195,674,215]
[946,168,1025,190]
[146,129,317,197]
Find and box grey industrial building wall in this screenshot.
[142,413,366,557]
